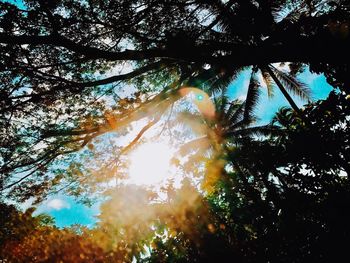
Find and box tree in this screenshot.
[0,0,349,200]
[0,89,349,262]
[0,1,350,262]
[0,202,114,262]
[142,90,350,263]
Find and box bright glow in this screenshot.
[179,87,216,119]
[196,94,204,101]
[128,142,174,186]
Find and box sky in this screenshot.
[34,196,100,228]
[2,0,25,9]
[227,66,333,124]
[4,0,334,228]
[30,67,332,228]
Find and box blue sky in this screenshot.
[2,0,26,9]
[227,66,332,124]
[5,0,333,228]
[32,68,332,228]
[4,0,101,228]
[33,195,100,228]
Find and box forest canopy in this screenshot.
[0,0,350,262]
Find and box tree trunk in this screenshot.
[264,65,305,119]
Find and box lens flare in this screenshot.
[179,87,215,119]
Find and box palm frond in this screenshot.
[271,106,298,128]
[281,8,303,23]
[225,125,284,138]
[195,0,239,43]
[270,0,292,22]
[270,65,311,101]
[212,0,237,33]
[244,70,260,122]
[227,117,254,133]
[226,100,245,125]
[260,68,274,98]
[270,0,305,22]
[206,66,242,94]
[185,66,241,95]
[219,93,228,113]
[213,93,228,122]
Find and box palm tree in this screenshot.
[174,88,283,191]
[191,0,313,119]
[244,64,311,120]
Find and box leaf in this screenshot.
[244,70,260,121]
[226,100,245,125]
[270,65,311,101]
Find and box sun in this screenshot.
[127,142,174,186]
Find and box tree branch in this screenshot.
[0,33,169,61]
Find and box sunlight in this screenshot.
[128,142,174,186]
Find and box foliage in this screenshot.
[143,91,350,262]
[0,0,349,199]
[0,0,349,262]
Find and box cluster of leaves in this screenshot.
[0,0,349,262]
[0,202,117,262]
[1,0,349,201]
[143,91,350,262]
[1,90,349,262]
[0,183,212,262]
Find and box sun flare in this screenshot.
[128,142,174,186]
